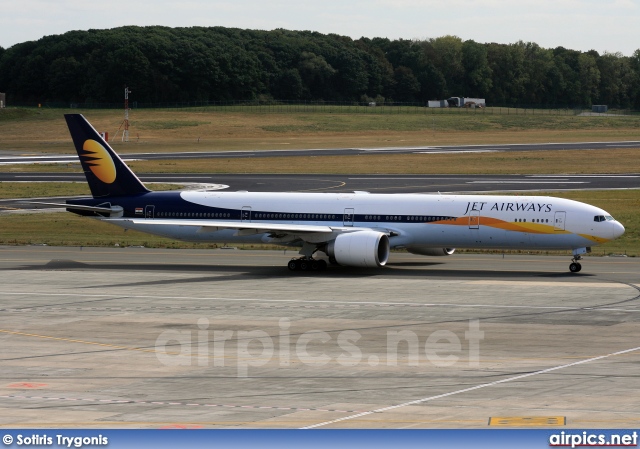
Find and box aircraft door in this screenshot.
[343,208,354,226]
[145,205,155,219]
[241,206,252,222]
[469,210,480,229]
[554,211,566,231]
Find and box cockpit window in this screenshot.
[605,215,614,221]
[594,215,615,222]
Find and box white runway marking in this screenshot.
[528,175,640,178]
[467,181,587,184]
[348,177,473,180]
[300,344,640,429]
[416,150,498,154]
[14,175,84,178]
[0,156,77,159]
[139,176,219,180]
[0,161,77,165]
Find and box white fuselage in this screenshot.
[105,191,624,251]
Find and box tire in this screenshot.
[569,262,581,273]
[288,260,299,271]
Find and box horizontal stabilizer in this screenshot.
[20,201,121,214]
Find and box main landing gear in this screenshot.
[287,257,328,272]
[569,256,582,273]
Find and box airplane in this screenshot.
[38,114,626,273]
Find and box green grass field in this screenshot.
[0,107,638,256]
[2,106,640,154]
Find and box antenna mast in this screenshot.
[123,86,131,142]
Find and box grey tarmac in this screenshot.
[0,246,639,428]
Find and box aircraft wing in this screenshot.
[114,218,334,234]
[112,218,387,240]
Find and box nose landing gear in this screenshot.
[569,247,590,273]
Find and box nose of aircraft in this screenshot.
[613,221,625,239]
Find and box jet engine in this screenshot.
[326,231,390,267]
[406,246,456,256]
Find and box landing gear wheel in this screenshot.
[569,253,583,273]
[569,262,582,273]
[287,257,327,272]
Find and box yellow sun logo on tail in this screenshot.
[82,140,116,184]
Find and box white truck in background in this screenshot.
[446,97,485,108]
[428,97,486,108]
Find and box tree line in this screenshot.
[1,26,639,108]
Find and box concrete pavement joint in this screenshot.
[0,394,361,414]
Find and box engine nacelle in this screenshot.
[406,246,456,257]
[326,231,390,267]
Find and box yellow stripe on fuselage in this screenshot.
[432,216,571,235]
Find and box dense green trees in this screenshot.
[1,25,639,108]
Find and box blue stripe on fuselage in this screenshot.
[66,191,456,224]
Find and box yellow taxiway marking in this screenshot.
[0,329,162,356]
[489,416,566,427]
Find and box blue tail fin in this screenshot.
[64,114,150,198]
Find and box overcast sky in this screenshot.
[1,0,639,56]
